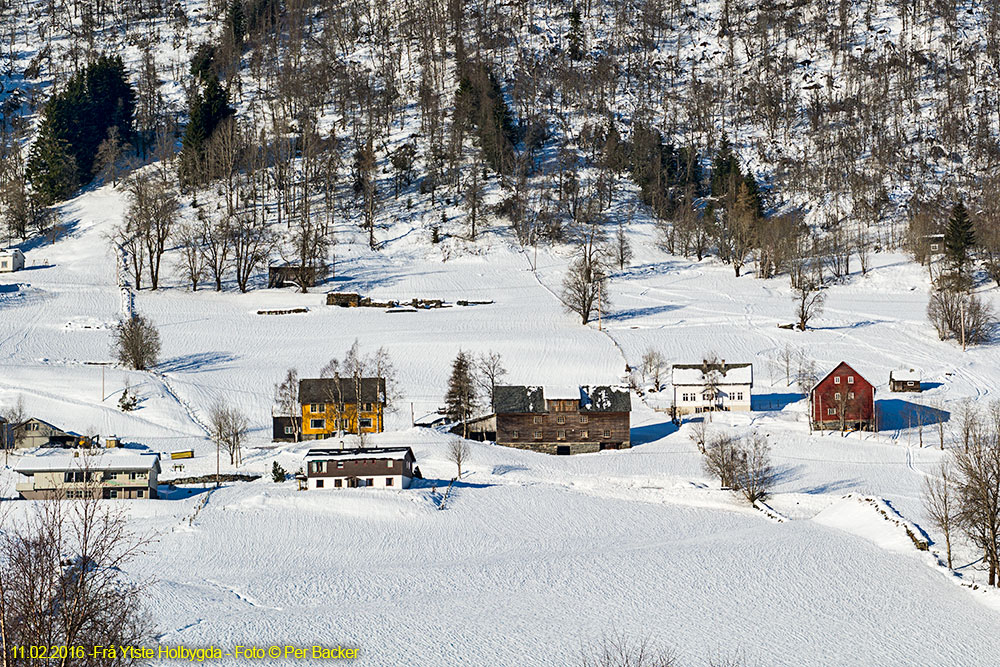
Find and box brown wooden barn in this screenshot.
[889,368,922,392]
[493,385,631,455]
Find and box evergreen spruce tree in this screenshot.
[271,461,287,483]
[26,118,79,206]
[444,351,478,438]
[944,201,975,277]
[568,6,585,61]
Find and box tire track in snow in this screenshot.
[154,371,212,438]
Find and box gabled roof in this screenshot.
[494,385,631,413]
[811,362,873,394]
[304,446,415,462]
[672,363,753,387]
[0,248,23,257]
[299,377,386,405]
[14,417,74,435]
[14,451,160,474]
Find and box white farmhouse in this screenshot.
[671,362,753,416]
[0,248,24,272]
[304,447,418,489]
[14,450,161,499]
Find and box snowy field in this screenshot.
[3,183,1000,664]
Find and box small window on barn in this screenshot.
[834,392,841,400]
[284,426,294,435]
[581,430,589,438]
[557,430,566,440]
[827,408,837,415]
[557,416,565,424]
[930,243,940,251]
[834,377,841,384]
[533,416,542,424]
[848,392,855,399]
[533,430,542,439]
[512,430,519,439]
[580,415,588,424]
[848,376,855,384]
[603,429,611,438]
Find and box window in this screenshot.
[556,416,565,424]
[334,479,342,488]
[363,403,373,411]
[386,460,393,468]
[26,422,38,431]
[366,478,374,486]
[834,377,841,384]
[386,478,394,487]
[827,408,837,415]
[579,415,588,424]
[848,376,855,384]
[137,489,144,498]
[359,418,373,429]
[581,431,589,439]
[512,430,520,439]
[603,429,611,438]
[309,403,324,413]
[557,430,566,440]
[848,392,855,399]
[310,418,326,430]
[834,392,841,400]
[109,490,118,499]
[533,431,542,439]
[533,416,542,424]
[930,243,940,251]
[284,426,294,435]
[337,461,344,469]
[316,479,324,488]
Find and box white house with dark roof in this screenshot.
[304,447,418,489]
[671,362,753,416]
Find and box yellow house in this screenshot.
[299,377,386,439]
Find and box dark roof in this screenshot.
[304,446,415,462]
[671,362,752,373]
[494,385,630,414]
[494,385,546,413]
[811,362,873,394]
[299,378,386,404]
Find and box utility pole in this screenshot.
[960,299,967,351]
[410,402,414,427]
[101,365,105,402]
[216,436,220,488]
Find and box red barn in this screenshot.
[810,362,876,431]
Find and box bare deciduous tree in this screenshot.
[924,463,958,569]
[475,351,507,411]
[114,314,160,370]
[581,632,678,667]
[448,438,470,479]
[0,490,154,663]
[209,400,249,467]
[274,368,300,442]
[793,281,825,331]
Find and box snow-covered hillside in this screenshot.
[2,179,1000,663]
[3,0,1000,663]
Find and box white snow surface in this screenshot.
[1,183,1000,663]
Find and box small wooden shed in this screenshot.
[889,368,922,393]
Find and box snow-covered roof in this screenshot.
[0,248,23,257]
[494,385,630,413]
[671,363,753,386]
[14,451,160,474]
[890,368,921,382]
[544,385,582,400]
[304,447,415,462]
